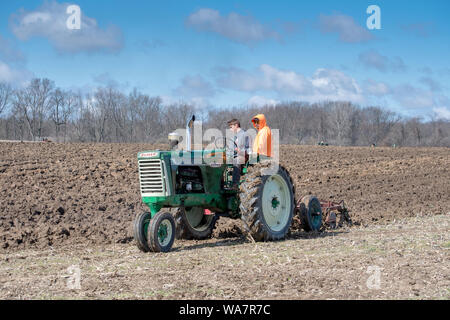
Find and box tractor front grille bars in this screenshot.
[138,159,165,196]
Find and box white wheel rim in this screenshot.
[158,219,172,247]
[262,174,291,232]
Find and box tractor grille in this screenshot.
[138,159,165,195]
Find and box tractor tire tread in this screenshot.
[174,208,219,240]
[133,212,151,253]
[239,161,295,242]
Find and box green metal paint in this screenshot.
[311,203,322,229]
[158,224,168,243]
[312,214,322,228]
[271,197,280,209]
[143,193,229,213]
[149,203,161,218]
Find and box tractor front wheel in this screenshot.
[133,212,151,252]
[147,211,176,252]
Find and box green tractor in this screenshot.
[133,116,323,252]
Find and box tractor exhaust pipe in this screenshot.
[186,115,195,151]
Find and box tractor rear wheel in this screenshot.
[174,207,218,240]
[147,211,175,252]
[299,195,323,231]
[239,161,295,241]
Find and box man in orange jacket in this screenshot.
[251,114,272,157]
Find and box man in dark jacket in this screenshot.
[227,118,249,189]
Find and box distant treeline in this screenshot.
[0,78,449,147]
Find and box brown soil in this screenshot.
[0,142,448,252]
[0,214,448,299]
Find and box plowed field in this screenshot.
[0,142,448,299]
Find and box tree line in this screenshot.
[0,78,448,147]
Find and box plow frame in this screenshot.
[319,199,353,229]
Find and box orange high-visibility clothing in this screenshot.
[251,114,272,157]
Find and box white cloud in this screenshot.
[186,8,280,45]
[419,76,442,92]
[160,95,209,109]
[0,34,26,63]
[247,95,279,106]
[216,64,311,94]
[216,64,364,103]
[319,13,373,43]
[359,50,406,73]
[364,78,449,113]
[171,75,216,108]
[310,68,363,102]
[432,107,450,120]
[0,60,33,86]
[261,64,312,93]
[401,22,434,38]
[392,84,434,109]
[188,97,211,108]
[173,75,216,98]
[10,0,123,54]
[92,73,129,90]
[364,79,391,96]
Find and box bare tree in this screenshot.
[31,78,54,140]
[311,102,329,144]
[328,101,357,145]
[12,78,55,141]
[0,82,12,117]
[406,117,423,146]
[131,91,163,142]
[50,88,75,142]
[359,107,399,145]
[1,77,449,146]
[50,88,65,141]
[11,88,33,141]
[72,92,96,142]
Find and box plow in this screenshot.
[318,199,352,229]
[133,115,351,253]
[295,198,352,231]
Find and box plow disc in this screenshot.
[296,198,352,230]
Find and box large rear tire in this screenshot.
[239,161,295,241]
[174,207,218,240]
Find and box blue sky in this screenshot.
[0,0,449,119]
